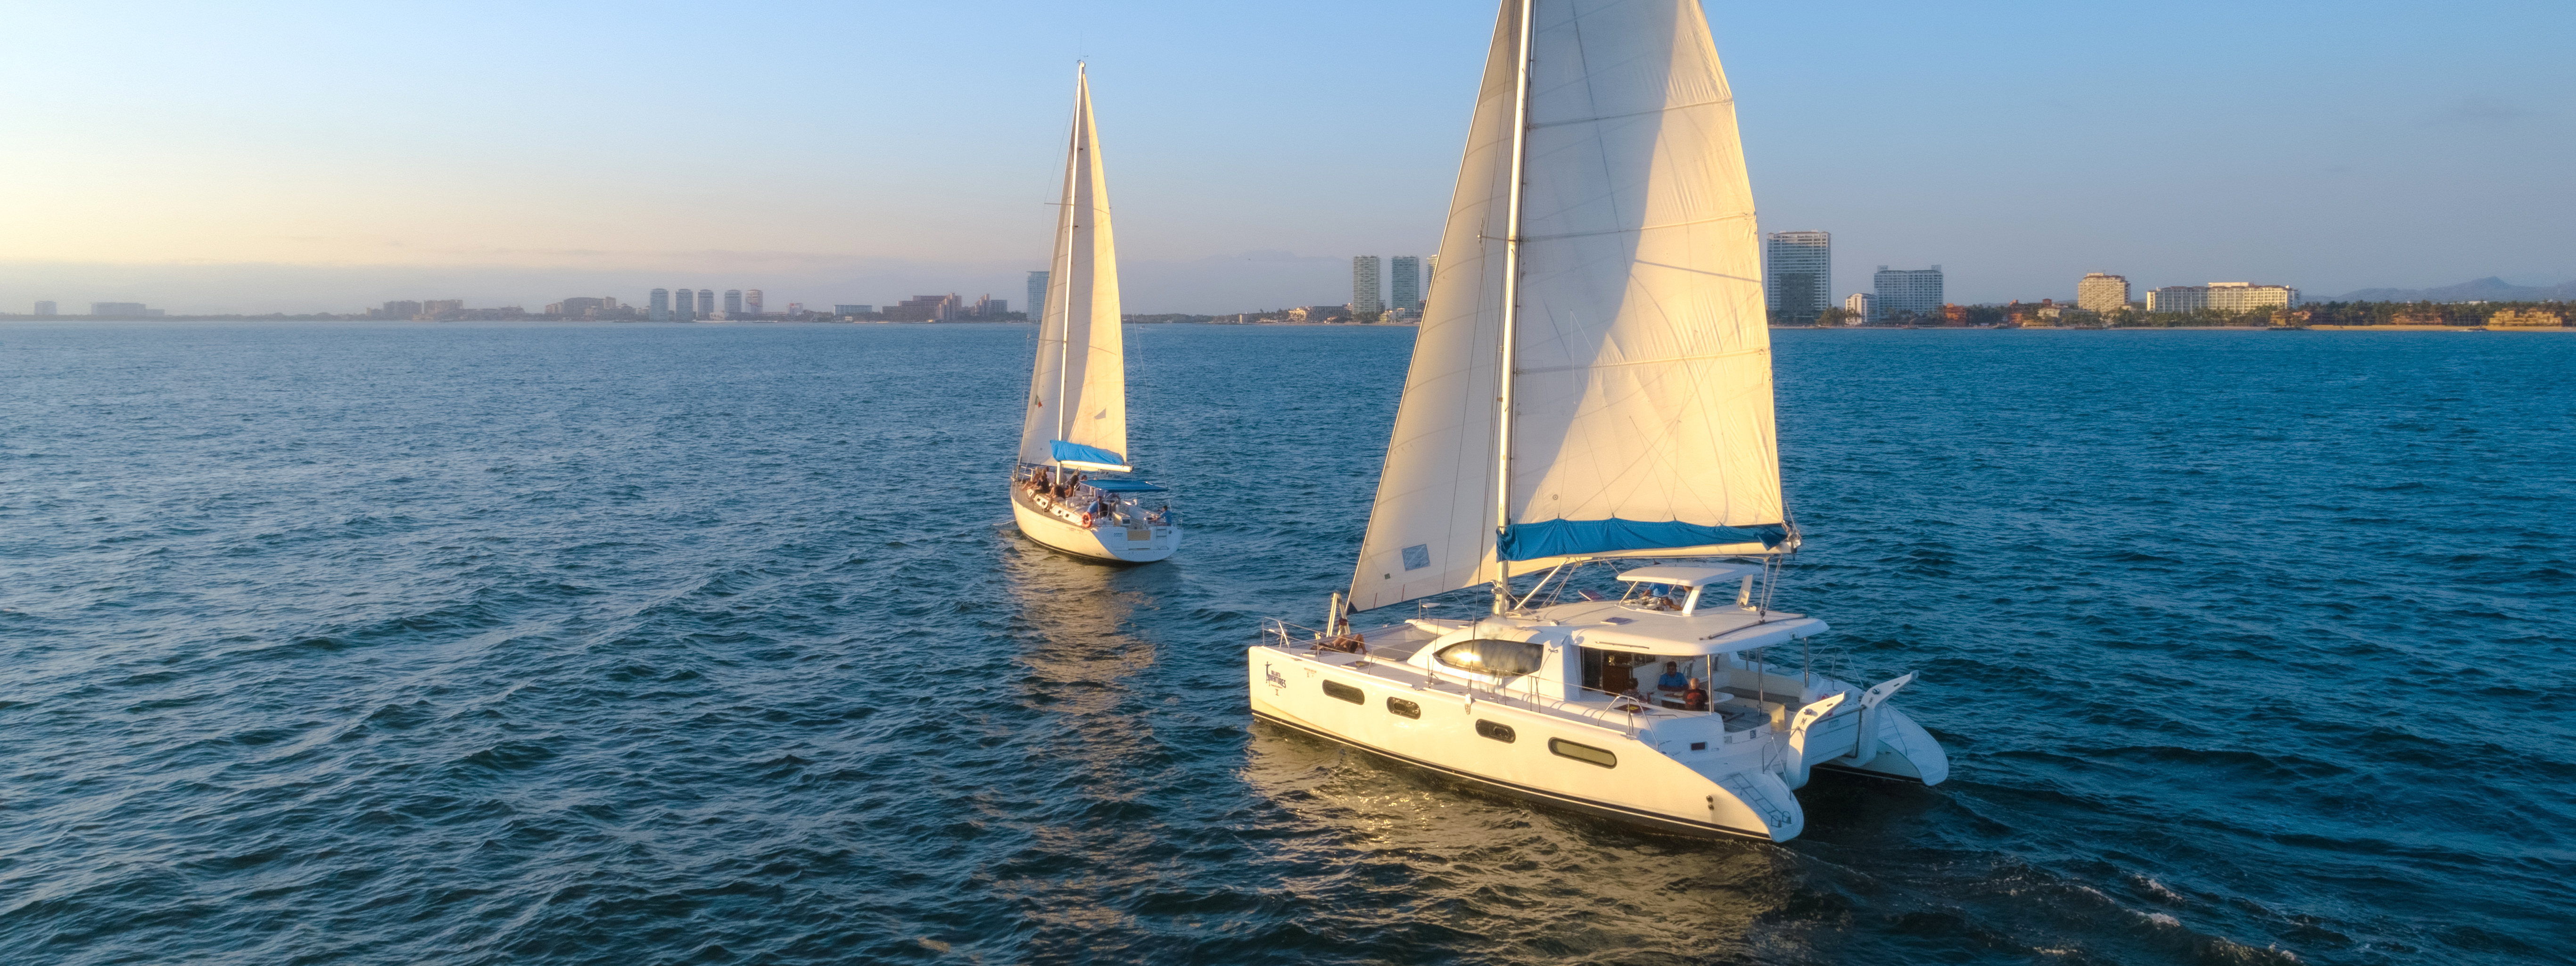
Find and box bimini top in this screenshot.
[1616,564,1765,588]
[1051,439,1132,472]
[1082,479,1167,494]
[1573,616,1829,658]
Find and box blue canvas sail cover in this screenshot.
[1051,439,1131,471]
[1498,520,1788,562]
[1083,479,1168,493]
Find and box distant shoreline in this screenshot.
[1771,324,2573,333]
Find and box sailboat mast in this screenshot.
[1492,0,1535,615]
[1053,64,1084,480]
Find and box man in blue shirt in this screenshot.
[1657,661,1689,695]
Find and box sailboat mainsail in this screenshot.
[1347,0,1788,613]
[1019,66,1129,474]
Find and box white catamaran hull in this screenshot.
[1011,488,1180,564]
[1246,611,1947,842]
[1249,644,1804,841]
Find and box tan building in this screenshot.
[2489,308,2565,327]
[2076,273,2130,314]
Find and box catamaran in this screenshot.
[1011,66,1181,564]
[1246,0,1945,842]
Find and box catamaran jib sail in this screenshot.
[1348,0,1786,614]
[1019,66,1131,475]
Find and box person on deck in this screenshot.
[1656,661,1689,695]
[1683,678,1709,711]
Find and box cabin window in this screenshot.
[1579,647,1650,695]
[1386,697,1421,718]
[1436,639,1545,678]
[1474,719,1516,743]
[1549,738,1617,768]
[1322,680,1364,704]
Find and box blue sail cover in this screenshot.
[1497,520,1788,562]
[1084,479,1167,493]
[1050,439,1130,470]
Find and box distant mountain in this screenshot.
[2328,276,2576,302]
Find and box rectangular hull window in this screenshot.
[1548,738,1617,768]
[1474,719,1516,743]
[1386,697,1421,719]
[1322,680,1364,704]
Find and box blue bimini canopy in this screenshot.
[1083,479,1168,494]
[1050,440,1131,471]
[1497,519,1790,562]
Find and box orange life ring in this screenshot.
[1081,512,1094,528]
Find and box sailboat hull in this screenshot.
[1247,644,1804,842]
[1010,490,1181,564]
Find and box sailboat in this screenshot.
[1010,66,1182,564]
[1245,0,1945,842]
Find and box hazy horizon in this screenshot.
[5,0,2568,314]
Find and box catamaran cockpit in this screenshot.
[1275,564,1847,749]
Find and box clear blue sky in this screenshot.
[3,0,2568,314]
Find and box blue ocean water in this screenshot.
[3,322,2569,965]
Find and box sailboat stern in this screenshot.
[1816,701,1949,786]
[1708,769,1804,842]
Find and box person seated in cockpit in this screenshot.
[1656,661,1689,696]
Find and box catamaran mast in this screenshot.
[1492,0,1535,616]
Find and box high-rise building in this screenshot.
[1843,293,1873,321]
[650,288,671,321]
[1027,271,1050,322]
[675,288,697,322]
[1389,256,1422,311]
[834,305,872,317]
[744,289,763,317]
[378,300,422,319]
[724,289,743,319]
[2076,273,2130,314]
[33,300,56,316]
[698,289,714,321]
[1765,231,1831,323]
[888,294,960,322]
[1352,256,1383,314]
[1872,265,1944,320]
[557,297,607,318]
[2145,282,2298,314]
[786,302,803,317]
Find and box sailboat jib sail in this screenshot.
[1347,0,1785,614]
[1019,66,1129,472]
